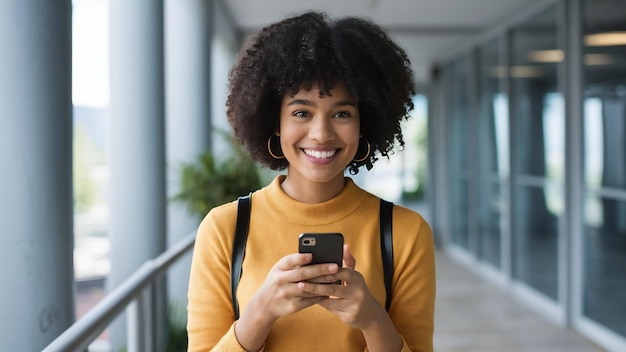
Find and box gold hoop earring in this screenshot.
[353,137,371,162]
[267,135,285,159]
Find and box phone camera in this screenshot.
[301,237,316,246]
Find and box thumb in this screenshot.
[343,244,356,269]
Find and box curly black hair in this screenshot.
[226,11,416,174]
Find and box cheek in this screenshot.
[339,125,361,148]
[278,123,301,150]
[279,122,298,138]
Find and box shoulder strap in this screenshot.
[231,194,251,320]
[380,199,394,312]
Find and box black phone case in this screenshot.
[298,233,343,266]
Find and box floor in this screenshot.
[433,252,605,352]
[75,278,109,347]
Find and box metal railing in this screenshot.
[42,232,196,352]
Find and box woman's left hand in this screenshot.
[297,244,383,330]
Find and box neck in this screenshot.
[280,174,346,204]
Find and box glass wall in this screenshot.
[581,0,626,337]
[510,7,563,301]
[436,1,626,350]
[476,38,507,268]
[447,57,471,250]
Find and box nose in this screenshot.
[309,116,334,142]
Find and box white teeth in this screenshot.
[304,149,336,159]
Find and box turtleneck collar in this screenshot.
[257,175,367,225]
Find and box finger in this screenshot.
[298,281,344,298]
[278,253,313,270]
[304,274,341,284]
[285,283,329,298]
[343,244,356,269]
[290,263,339,284]
[269,282,329,304]
[330,266,365,287]
[330,267,358,285]
[316,296,341,311]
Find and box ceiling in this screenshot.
[223,0,546,83]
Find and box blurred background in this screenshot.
[1,0,625,351]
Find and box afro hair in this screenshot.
[226,11,416,174]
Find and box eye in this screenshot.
[333,111,352,118]
[293,110,311,118]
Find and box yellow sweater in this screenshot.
[187,176,436,351]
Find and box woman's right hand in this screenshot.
[234,252,339,350]
[255,252,340,318]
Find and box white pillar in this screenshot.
[108,0,167,349]
[164,0,214,313]
[0,1,74,350]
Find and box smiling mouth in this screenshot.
[303,149,337,159]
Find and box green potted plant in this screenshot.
[172,132,263,218]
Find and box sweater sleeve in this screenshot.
[388,207,436,352]
[187,204,249,352]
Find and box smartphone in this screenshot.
[299,233,343,284]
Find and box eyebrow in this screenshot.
[285,99,357,108]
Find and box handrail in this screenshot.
[42,232,196,352]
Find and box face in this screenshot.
[279,81,360,187]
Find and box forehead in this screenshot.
[284,80,355,101]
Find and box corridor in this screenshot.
[434,252,603,352]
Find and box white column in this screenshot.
[164,0,214,313]
[108,0,167,349]
[0,1,74,350]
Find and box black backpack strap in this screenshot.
[231,193,251,320]
[380,199,394,312]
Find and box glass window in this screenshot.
[355,95,428,204]
[72,0,110,344]
[582,0,626,336]
[510,6,563,301]
[583,197,626,337]
[476,39,506,268]
[447,58,471,249]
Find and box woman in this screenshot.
[187,11,436,352]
